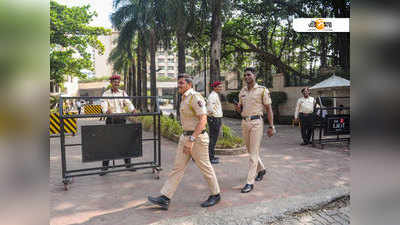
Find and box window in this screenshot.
[168,66,174,70]
[158,73,165,76]
[158,66,165,70]
[168,58,174,63]
[167,73,174,77]
[158,58,165,63]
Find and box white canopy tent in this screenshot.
[310,75,350,113]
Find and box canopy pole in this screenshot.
[333,90,337,114]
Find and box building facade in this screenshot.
[93,32,195,79]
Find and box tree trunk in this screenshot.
[149,29,157,111]
[332,0,350,76]
[176,25,185,120]
[130,58,137,105]
[320,34,327,68]
[124,64,129,95]
[176,30,186,74]
[210,0,222,90]
[142,45,148,112]
[299,44,304,85]
[136,43,142,110]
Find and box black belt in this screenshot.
[183,130,206,135]
[242,115,262,121]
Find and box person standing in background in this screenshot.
[294,87,316,145]
[207,81,223,164]
[99,74,136,176]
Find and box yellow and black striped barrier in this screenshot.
[49,112,77,135]
[84,105,102,114]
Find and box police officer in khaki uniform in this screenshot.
[148,74,221,210]
[294,87,316,145]
[234,67,276,193]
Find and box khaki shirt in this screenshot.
[294,96,315,119]
[207,91,223,118]
[101,89,135,113]
[239,83,272,117]
[180,88,207,131]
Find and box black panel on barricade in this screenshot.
[324,115,350,136]
[81,123,142,162]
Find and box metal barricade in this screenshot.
[311,96,350,149]
[58,96,162,190]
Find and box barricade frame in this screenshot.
[58,96,162,190]
[311,96,351,149]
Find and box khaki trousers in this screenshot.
[160,133,220,199]
[242,119,266,184]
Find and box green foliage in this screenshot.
[226,91,240,104]
[79,76,110,83]
[137,115,183,138]
[136,116,242,148]
[220,0,350,86]
[157,76,176,82]
[270,92,288,107]
[216,125,243,148]
[50,1,111,84]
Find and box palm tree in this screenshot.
[112,0,172,111]
[108,43,136,97]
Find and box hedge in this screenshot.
[134,115,243,149]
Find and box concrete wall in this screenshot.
[269,73,306,117]
[221,72,350,117]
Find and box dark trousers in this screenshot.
[102,117,131,168]
[299,113,314,143]
[208,117,222,160]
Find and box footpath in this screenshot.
[50,118,350,225]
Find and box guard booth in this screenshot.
[311,96,350,149]
[57,96,162,190]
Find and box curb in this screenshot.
[163,134,246,155]
[215,146,247,155]
[149,186,350,225]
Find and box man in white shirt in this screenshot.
[294,87,316,145]
[99,74,136,176]
[76,100,82,114]
[207,81,223,164]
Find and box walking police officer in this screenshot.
[148,74,221,209]
[234,67,276,193]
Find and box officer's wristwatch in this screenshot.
[189,135,196,142]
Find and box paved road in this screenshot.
[50,118,350,225]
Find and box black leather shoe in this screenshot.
[201,194,221,207]
[255,169,266,181]
[300,142,308,145]
[240,184,254,193]
[148,195,170,210]
[210,158,219,164]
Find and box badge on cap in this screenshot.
[198,101,203,107]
